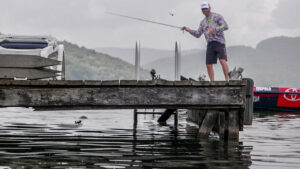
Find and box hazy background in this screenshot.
[0,0,299,86]
[0,0,299,49]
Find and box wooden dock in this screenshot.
[0,79,250,141]
[0,79,246,108]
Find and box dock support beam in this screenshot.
[157,109,178,129]
[227,110,240,141]
[133,109,178,129]
[157,109,176,124]
[218,111,225,140]
[133,109,138,128]
[174,110,178,130]
[192,109,241,142]
[243,78,254,125]
[198,110,218,138]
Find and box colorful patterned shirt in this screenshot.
[190,12,228,44]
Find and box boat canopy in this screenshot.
[0,35,55,49]
[0,40,48,49]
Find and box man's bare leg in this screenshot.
[206,64,214,81]
[219,59,229,81]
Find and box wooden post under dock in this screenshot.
[0,79,249,141]
[187,78,254,142]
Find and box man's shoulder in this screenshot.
[212,12,224,18]
[199,18,206,26]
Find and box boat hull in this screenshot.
[254,87,300,112]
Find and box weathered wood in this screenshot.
[191,81,211,86]
[84,80,102,86]
[0,87,245,109]
[0,80,247,87]
[10,80,31,86]
[187,109,207,125]
[0,68,59,80]
[120,80,138,86]
[157,109,176,123]
[173,81,192,86]
[243,78,254,125]
[210,81,229,86]
[101,80,120,86]
[133,109,138,128]
[187,109,242,141]
[48,80,84,86]
[174,110,178,130]
[0,80,12,86]
[239,109,244,131]
[218,111,225,140]
[227,110,240,141]
[229,80,247,86]
[0,79,247,111]
[198,110,218,138]
[136,81,156,86]
[0,54,61,68]
[155,79,174,86]
[29,80,49,86]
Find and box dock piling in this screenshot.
[133,109,138,128]
[174,110,178,130]
[218,111,225,140]
[197,110,218,138]
[194,109,241,141]
[135,40,141,81]
[227,110,240,141]
[243,78,254,125]
[175,41,181,81]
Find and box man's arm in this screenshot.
[215,15,228,33]
[184,25,203,38]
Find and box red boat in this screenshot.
[254,87,300,112]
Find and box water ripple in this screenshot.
[0,108,298,168]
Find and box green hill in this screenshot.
[62,41,150,80]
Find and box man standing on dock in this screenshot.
[183,2,229,81]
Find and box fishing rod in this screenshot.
[106,12,185,31]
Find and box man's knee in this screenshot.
[219,59,228,65]
[219,59,226,63]
[206,64,213,68]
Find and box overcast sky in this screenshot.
[0,0,299,50]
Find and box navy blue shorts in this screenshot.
[206,41,227,64]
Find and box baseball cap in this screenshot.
[201,2,210,9]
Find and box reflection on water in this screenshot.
[0,108,298,168]
[240,111,300,169]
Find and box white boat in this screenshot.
[0,34,65,80]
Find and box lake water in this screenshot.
[0,108,299,169]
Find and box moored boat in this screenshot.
[0,34,65,80]
[254,87,300,112]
